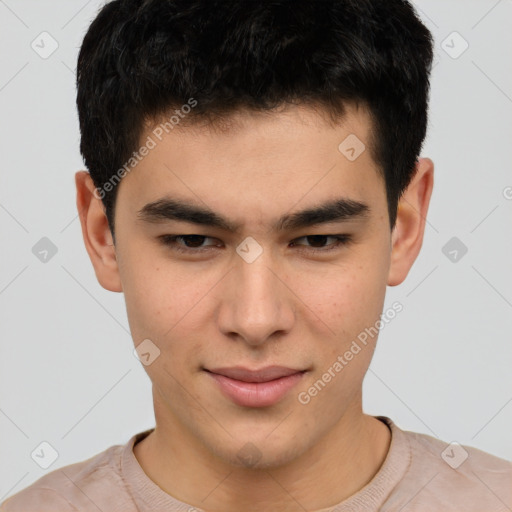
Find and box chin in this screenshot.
[212,435,309,471]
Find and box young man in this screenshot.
[2,0,511,510]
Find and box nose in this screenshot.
[217,249,296,347]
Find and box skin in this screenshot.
[75,103,433,512]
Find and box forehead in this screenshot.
[116,103,385,226]
[148,102,375,154]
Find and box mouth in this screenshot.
[203,366,307,408]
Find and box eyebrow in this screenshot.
[137,196,369,232]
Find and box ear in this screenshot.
[75,171,123,292]
[387,158,434,286]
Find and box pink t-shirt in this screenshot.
[1,416,511,511]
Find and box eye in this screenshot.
[158,234,352,255]
[290,235,352,253]
[159,234,221,254]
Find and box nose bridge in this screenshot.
[218,245,295,345]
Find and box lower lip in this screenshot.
[206,371,305,408]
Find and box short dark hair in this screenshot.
[76,0,433,241]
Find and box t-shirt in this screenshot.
[1,416,511,511]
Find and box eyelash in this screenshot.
[158,234,352,255]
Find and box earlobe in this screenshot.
[387,158,434,287]
[75,171,123,292]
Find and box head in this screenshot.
[75,0,434,469]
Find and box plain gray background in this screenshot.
[1,0,511,501]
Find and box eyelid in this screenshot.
[158,234,353,255]
[159,234,220,251]
[290,234,352,253]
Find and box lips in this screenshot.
[204,365,307,407]
[206,366,303,383]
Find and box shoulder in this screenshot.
[0,488,78,512]
[383,418,512,512]
[0,442,130,512]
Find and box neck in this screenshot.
[134,395,391,512]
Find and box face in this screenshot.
[77,103,432,470]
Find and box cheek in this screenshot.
[299,257,388,343]
[119,250,213,345]
[122,259,212,393]
[296,264,387,412]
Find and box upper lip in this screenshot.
[205,366,305,383]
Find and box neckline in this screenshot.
[121,416,411,511]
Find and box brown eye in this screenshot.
[159,235,221,253]
[290,235,352,252]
